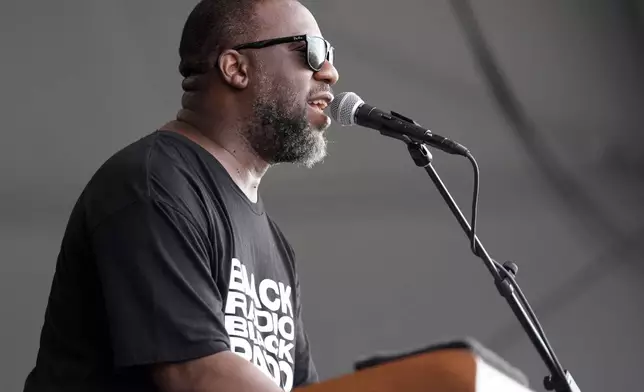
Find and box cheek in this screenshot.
[280,76,309,104]
[279,66,312,97]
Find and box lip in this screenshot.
[307,92,334,110]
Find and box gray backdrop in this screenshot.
[2,1,643,391]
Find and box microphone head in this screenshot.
[330,92,364,126]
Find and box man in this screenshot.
[23,0,339,391]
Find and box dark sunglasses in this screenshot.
[232,34,334,72]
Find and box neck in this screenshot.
[161,109,269,203]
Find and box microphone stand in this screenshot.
[405,141,580,392]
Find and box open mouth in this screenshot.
[307,99,329,112]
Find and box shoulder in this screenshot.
[81,131,216,233]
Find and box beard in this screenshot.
[243,81,329,168]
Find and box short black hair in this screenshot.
[178,0,266,78]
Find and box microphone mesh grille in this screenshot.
[330,92,363,126]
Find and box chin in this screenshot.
[310,133,329,165]
[315,116,332,132]
[300,149,327,168]
[296,129,328,168]
[306,106,332,132]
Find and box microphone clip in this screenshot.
[391,110,420,125]
[406,142,433,168]
[395,110,434,168]
[379,111,437,152]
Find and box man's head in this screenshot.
[178,0,340,168]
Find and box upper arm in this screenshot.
[91,192,287,392]
[91,198,229,367]
[150,351,285,392]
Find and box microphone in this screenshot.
[329,92,469,156]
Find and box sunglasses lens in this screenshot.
[307,37,327,70]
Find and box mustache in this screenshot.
[308,85,334,99]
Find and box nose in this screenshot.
[314,60,339,85]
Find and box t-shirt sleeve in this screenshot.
[91,197,230,368]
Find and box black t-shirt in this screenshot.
[23,130,318,392]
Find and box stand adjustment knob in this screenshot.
[503,261,519,277]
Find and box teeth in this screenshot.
[308,100,328,109]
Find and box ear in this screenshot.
[218,49,250,89]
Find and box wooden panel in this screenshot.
[295,348,477,392]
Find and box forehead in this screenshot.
[254,1,322,39]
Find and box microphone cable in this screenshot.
[448,0,644,358]
[449,0,627,241]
